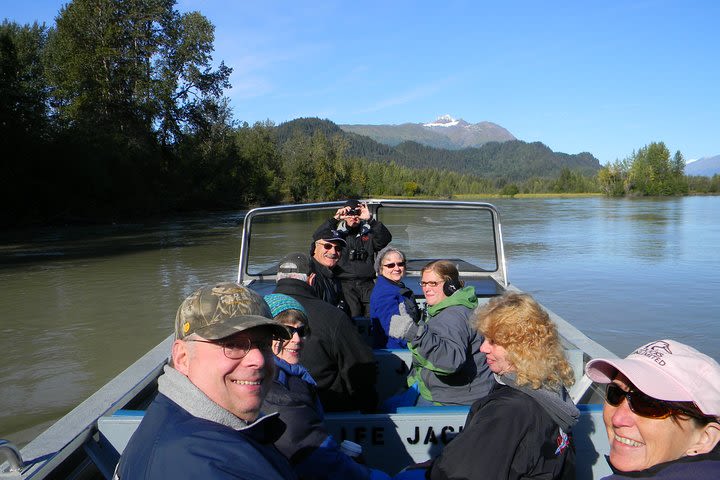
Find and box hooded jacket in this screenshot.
[406,286,494,405]
[429,377,579,480]
[116,366,296,479]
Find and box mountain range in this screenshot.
[340,115,516,150]
[276,117,601,180]
[686,155,720,177]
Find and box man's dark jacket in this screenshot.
[274,278,378,412]
[314,218,392,281]
[310,257,345,311]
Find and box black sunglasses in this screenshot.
[284,324,310,338]
[605,383,688,419]
[318,242,343,252]
[383,261,406,269]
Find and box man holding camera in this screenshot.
[313,199,392,317]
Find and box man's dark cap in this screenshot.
[312,229,347,245]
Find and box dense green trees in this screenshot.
[597,142,689,197]
[2,1,232,225]
[2,2,713,227]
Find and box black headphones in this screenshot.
[443,276,463,297]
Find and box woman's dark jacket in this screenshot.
[262,357,373,480]
[273,278,378,412]
[430,383,576,480]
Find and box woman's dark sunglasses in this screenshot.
[284,325,310,338]
[605,383,688,419]
[383,261,406,269]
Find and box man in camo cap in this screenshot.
[116,282,296,479]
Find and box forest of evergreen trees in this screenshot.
[2,1,716,228]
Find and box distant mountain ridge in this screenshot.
[277,118,601,180]
[686,155,720,177]
[340,114,516,150]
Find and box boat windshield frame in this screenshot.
[236,199,508,290]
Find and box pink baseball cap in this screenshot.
[585,339,720,417]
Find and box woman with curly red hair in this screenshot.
[428,292,580,480]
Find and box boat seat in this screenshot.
[98,403,610,479]
[374,348,413,402]
[97,410,146,459]
[83,429,121,480]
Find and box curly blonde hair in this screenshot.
[475,292,575,390]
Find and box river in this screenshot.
[1,196,718,445]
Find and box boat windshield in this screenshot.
[240,201,505,286]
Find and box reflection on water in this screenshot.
[1,197,718,445]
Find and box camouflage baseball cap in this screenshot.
[175,283,291,341]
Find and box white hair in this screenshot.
[276,271,309,282]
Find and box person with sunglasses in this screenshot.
[426,292,579,480]
[313,200,392,318]
[369,246,420,349]
[585,339,720,478]
[274,252,379,414]
[310,230,348,313]
[115,283,296,479]
[262,294,392,480]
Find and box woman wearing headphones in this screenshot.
[390,260,494,406]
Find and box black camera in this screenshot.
[348,248,369,261]
[347,208,361,216]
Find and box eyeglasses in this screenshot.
[383,261,406,269]
[605,383,689,419]
[284,324,310,338]
[420,280,444,288]
[188,336,273,360]
[318,242,343,252]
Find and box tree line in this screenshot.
[2,1,716,227]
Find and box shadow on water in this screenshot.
[0,211,246,269]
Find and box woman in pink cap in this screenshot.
[585,339,720,478]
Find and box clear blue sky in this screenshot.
[4,0,719,164]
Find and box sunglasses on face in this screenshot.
[284,324,310,338]
[605,383,688,419]
[383,261,406,269]
[420,280,444,288]
[318,242,343,252]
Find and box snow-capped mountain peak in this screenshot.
[424,114,459,127]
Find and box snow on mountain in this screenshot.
[339,115,516,149]
[423,114,460,127]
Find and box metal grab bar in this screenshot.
[0,439,24,474]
